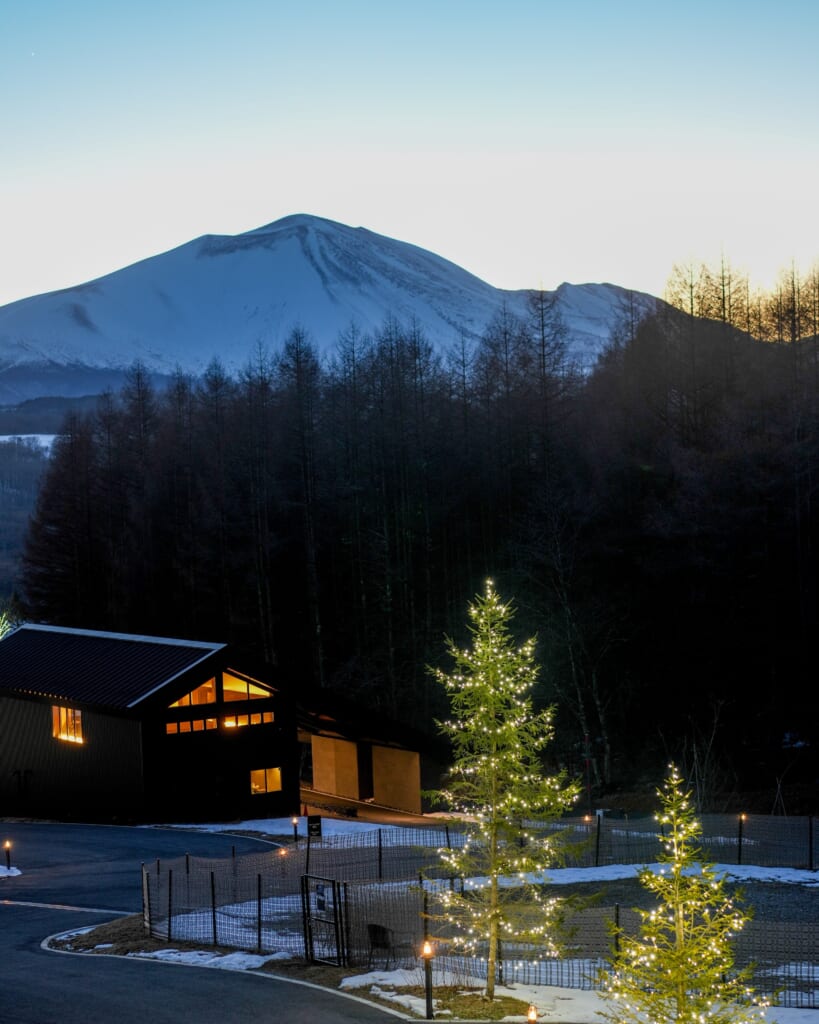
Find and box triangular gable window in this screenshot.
[169,678,216,707]
[222,671,273,701]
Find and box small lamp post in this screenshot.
[527,1004,538,1023]
[421,940,435,1020]
[3,840,10,871]
[291,816,299,842]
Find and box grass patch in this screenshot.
[49,914,240,958]
[399,985,533,1019]
[49,920,536,1020]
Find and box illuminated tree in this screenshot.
[431,579,580,1000]
[600,763,769,1024]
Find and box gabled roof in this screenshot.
[0,624,226,710]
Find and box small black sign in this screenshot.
[307,814,322,838]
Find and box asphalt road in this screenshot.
[0,822,401,1024]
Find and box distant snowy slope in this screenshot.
[0,214,659,402]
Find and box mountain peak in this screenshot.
[0,215,659,404]
[243,212,347,235]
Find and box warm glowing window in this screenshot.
[222,672,272,701]
[169,679,216,708]
[223,711,273,728]
[250,767,282,794]
[166,718,218,735]
[52,705,83,744]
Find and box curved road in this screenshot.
[0,822,402,1024]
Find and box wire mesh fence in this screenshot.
[142,814,819,1008]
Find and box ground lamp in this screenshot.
[421,940,434,1019]
[3,840,11,870]
[291,816,299,842]
[527,1004,538,1022]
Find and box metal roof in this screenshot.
[0,624,226,710]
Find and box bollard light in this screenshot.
[3,840,10,871]
[527,1004,538,1022]
[421,940,435,1020]
[291,816,299,842]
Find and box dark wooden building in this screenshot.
[0,624,298,822]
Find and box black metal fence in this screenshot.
[141,814,819,1008]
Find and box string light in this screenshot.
[600,763,769,1023]
[429,580,581,1000]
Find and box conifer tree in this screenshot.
[600,763,770,1024]
[431,579,580,1000]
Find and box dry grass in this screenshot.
[49,914,241,958]
[392,985,533,1019]
[49,917,541,1019]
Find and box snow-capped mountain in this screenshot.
[0,214,658,403]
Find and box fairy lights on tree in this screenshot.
[600,763,770,1024]
[0,609,12,640]
[430,579,580,1000]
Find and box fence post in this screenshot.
[445,825,451,849]
[595,813,602,867]
[257,873,262,953]
[211,870,218,945]
[142,865,152,935]
[305,833,311,876]
[378,829,383,881]
[300,875,311,961]
[809,816,815,872]
[737,814,744,865]
[185,853,190,874]
[614,903,620,955]
[342,882,350,967]
[167,869,173,941]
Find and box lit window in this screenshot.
[223,672,272,701]
[250,767,282,794]
[169,679,216,708]
[166,712,271,736]
[52,706,83,744]
[166,717,219,735]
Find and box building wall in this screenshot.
[311,735,360,799]
[142,716,299,822]
[0,695,144,819]
[372,745,421,813]
[308,734,422,813]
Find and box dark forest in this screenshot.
[20,291,819,809]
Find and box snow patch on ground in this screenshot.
[128,948,292,970]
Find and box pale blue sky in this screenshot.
[2,0,818,306]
